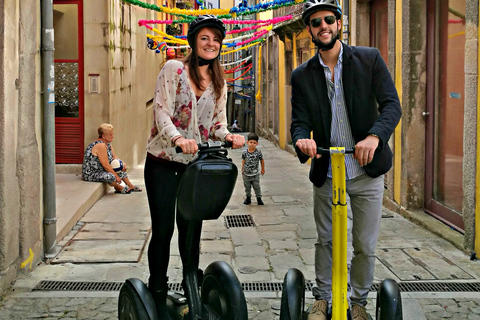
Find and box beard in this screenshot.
[311,29,339,51]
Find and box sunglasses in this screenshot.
[309,16,337,28]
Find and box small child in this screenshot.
[241,133,265,205]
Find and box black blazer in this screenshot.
[290,43,402,188]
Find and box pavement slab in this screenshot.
[233,256,271,271]
[230,228,262,246]
[51,239,147,263]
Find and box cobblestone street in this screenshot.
[1,137,480,319]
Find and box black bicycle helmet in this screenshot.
[302,0,342,26]
[187,15,226,47]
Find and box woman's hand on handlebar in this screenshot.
[296,139,321,159]
[225,134,245,149]
[175,137,198,154]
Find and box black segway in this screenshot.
[280,147,402,320]
[118,141,248,320]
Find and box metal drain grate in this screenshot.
[370,281,480,293]
[224,215,255,228]
[33,280,123,291]
[242,282,283,292]
[32,280,480,293]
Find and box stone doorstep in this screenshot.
[382,198,466,254]
[55,176,109,243]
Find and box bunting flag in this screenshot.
[129,0,295,101]
[123,0,305,18]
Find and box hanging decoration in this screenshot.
[134,0,295,83]
[147,27,266,49]
[225,63,251,74]
[227,83,254,89]
[234,93,252,100]
[225,29,269,48]
[122,0,304,19]
[255,45,262,103]
[145,26,268,51]
[138,16,291,28]
[226,65,252,82]
[224,60,248,73]
[221,55,252,67]
[222,39,265,55]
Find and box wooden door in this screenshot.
[53,0,84,163]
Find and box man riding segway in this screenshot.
[290,0,402,319]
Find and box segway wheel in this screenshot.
[118,279,157,320]
[201,261,248,320]
[375,279,402,320]
[280,268,306,320]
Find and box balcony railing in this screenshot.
[273,3,303,20]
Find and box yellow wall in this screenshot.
[475,2,480,254]
[219,0,235,9]
[394,0,402,204]
[278,40,286,149]
[258,10,273,21]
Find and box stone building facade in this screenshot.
[255,0,479,253]
[0,0,166,294]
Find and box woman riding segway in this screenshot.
[118,15,245,319]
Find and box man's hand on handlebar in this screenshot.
[354,135,379,167]
[296,139,321,159]
[225,134,245,149]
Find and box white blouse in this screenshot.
[146,60,230,164]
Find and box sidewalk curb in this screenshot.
[383,197,467,254]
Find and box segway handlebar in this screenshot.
[175,140,233,154]
[317,147,355,155]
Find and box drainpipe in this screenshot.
[41,0,57,255]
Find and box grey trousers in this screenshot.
[242,173,262,198]
[312,174,384,306]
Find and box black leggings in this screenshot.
[144,156,201,290]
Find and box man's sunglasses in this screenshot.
[309,16,337,28]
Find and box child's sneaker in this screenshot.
[257,197,264,205]
[243,197,251,205]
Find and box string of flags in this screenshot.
[122,0,305,102]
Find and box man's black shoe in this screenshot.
[243,197,251,205]
[257,197,264,205]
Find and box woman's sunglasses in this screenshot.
[309,16,337,28]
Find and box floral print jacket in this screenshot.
[147,60,230,164]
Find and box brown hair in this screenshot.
[98,123,113,138]
[181,27,225,101]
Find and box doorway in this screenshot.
[425,0,465,231]
[370,0,388,64]
[53,0,84,163]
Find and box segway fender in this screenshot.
[280,268,305,320]
[287,269,305,320]
[125,278,159,320]
[376,279,402,320]
[202,261,248,319]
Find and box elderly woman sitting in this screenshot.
[82,123,141,194]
